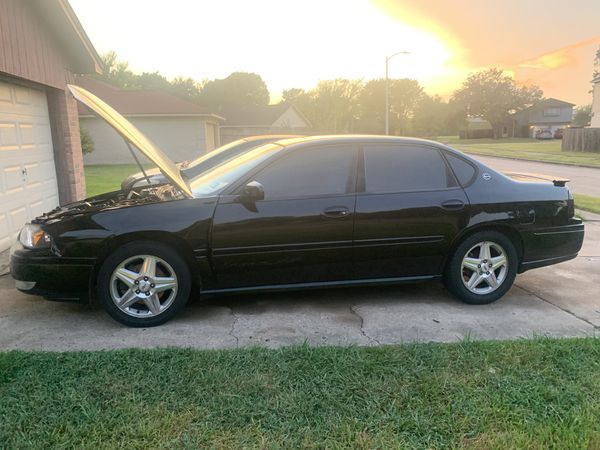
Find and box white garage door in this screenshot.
[0,80,59,252]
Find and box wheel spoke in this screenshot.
[154,276,177,293]
[145,294,161,315]
[140,256,157,278]
[114,268,138,287]
[118,288,139,309]
[467,273,484,290]
[462,257,480,272]
[486,271,499,288]
[479,242,491,261]
[491,254,507,268]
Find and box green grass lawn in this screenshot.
[574,194,600,215]
[436,136,600,168]
[2,338,600,449]
[84,164,153,197]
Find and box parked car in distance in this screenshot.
[554,128,564,139]
[121,135,299,190]
[10,85,585,327]
[535,129,553,140]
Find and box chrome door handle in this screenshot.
[322,206,351,218]
[441,199,465,210]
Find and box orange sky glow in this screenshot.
[70,0,599,106]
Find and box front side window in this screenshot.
[252,145,356,200]
[363,145,456,193]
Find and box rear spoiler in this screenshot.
[503,172,570,187]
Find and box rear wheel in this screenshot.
[444,231,518,305]
[97,242,191,327]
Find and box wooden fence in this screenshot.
[562,128,600,152]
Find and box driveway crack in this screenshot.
[515,283,600,330]
[350,304,381,345]
[227,307,240,347]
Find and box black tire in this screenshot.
[97,241,191,327]
[443,230,518,305]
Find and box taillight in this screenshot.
[567,194,575,218]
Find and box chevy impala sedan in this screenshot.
[10,85,584,327]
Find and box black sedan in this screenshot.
[10,85,584,327]
[120,134,298,190]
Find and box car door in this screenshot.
[353,143,471,279]
[210,144,358,288]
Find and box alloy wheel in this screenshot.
[109,254,178,318]
[460,241,508,295]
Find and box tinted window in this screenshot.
[445,152,476,186]
[364,145,456,193]
[253,145,356,199]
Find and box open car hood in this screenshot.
[68,84,193,198]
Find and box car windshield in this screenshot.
[189,143,282,197]
[184,139,249,169]
[181,139,270,178]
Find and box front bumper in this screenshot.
[519,219,585,273]
[9,241,95,303]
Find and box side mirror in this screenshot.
[239,181,265,202]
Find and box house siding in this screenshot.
[0,0,73,89]
[81,116,210,165]
[527,107,572,125]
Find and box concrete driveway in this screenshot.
[1,219,598,351]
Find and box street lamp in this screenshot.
[385,51,410,135]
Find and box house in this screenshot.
[77,77,224,165]
[459,118,494,139]
[510,98,575,138]
[218,104,311,144]
[0,0,102,254]
[591,76,600,128]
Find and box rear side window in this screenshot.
[363,145,457,193]
[445,152,477,186]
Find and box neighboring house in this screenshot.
[78,77,223,165]
[218,104,311,144]
[591,76,600,128]
[0,0,102,253]
[511,98,575,137]
[459,118,494,139]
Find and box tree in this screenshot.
[308,79,363,133]
[594,45,600,80]
[452,68,543,138]
[572,104,592,127]
[356,78,424,135]
[80,126,94,154]
[199,72,269,108]
[98,51,138,88]
[169,77,203,102]
[411,95,460,137]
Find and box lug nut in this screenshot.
[134,280,139,285]
[135,289,140,294]
[143,276,149,281]
[150,283,155,288]
[146,292,151,296]
[486,271,490,275]
[477,264,481,268]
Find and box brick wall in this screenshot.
[47,87,86,203]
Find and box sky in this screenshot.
[70,0,600,106]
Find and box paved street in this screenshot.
[1,218,598,352]
[473,154,600,197]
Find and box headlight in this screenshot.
[19,223,51,249]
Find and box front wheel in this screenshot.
[97,242,191,327]
[444,231,518,305]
